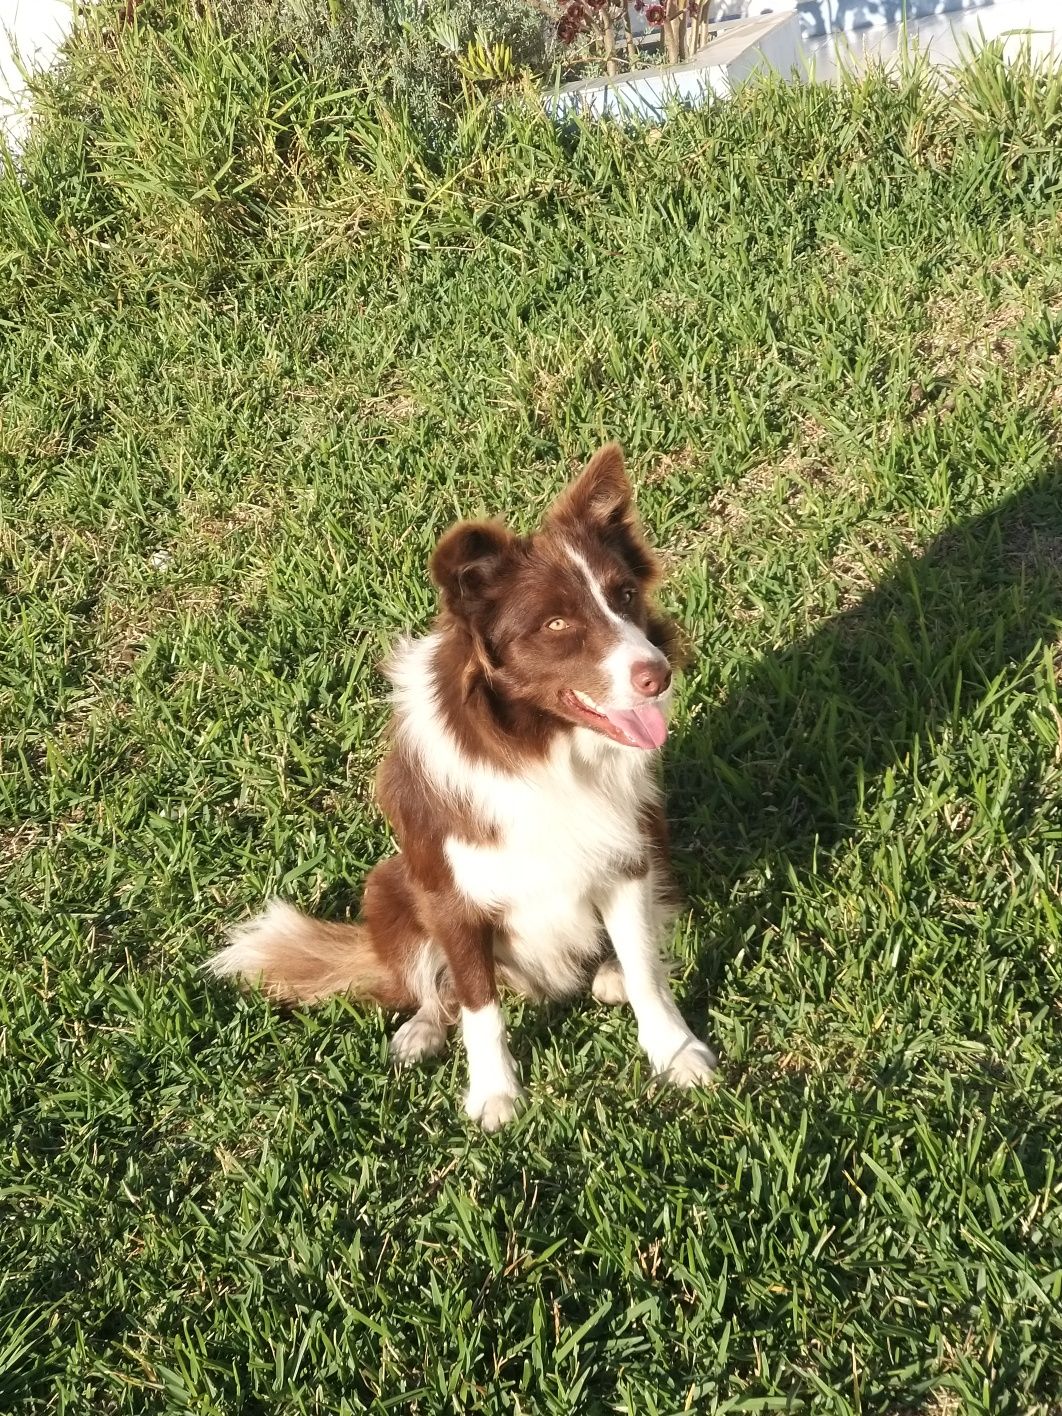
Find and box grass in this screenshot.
[3,7,1062,1411]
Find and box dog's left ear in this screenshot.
[547,442,633,531]
[548,443,658,584]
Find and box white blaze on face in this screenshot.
[565,546,672,751]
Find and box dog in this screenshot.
[208,443,717,1129]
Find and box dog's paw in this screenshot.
[662,1039,718,1088]
[465,1087,525,1131]
[390,1015,448,1067]
[591,957,628,1006]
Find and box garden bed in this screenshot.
[544,12,802,117]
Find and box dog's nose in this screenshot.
[631,660,671,698]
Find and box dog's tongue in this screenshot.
[603,704,668,750]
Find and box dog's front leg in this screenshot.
[598,875,717,1086]
[433,911,524,1130]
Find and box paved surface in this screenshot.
[804,0,1060,78]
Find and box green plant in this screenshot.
[216,0,550,130]
[460,30,517,81]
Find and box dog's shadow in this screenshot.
[663,462,1062,1000]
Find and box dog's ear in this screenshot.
[547,443,632,531]
[548,443,658,585]
[430,520,516,618]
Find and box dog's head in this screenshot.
[430,444,681,751]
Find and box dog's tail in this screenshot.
[206,898,400,1007]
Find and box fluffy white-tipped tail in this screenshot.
[207,898,394,1006]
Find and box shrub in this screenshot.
[215,0,553,132]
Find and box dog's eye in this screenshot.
[618,586,636,606]
[545,617,568,632]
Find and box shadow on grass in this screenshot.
[664,462,1062,961]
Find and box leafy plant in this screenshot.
[458,31,518,81]
[429,19,519,82]
[215,0,550,130]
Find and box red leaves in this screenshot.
[556,3,585,44]
[555,0,597,45]
[553,0,668,50]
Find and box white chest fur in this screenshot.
[389,632,664,998]
[444,729,658,995]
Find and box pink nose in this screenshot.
[631,660,671,698]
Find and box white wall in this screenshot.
[1,0,74,142]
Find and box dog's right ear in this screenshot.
[430,520,516,618]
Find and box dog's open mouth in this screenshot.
[562,689,668,751]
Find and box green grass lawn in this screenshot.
[4,10,1062,1412]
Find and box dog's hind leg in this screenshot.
[356,856,456,1067]
[389,947,456,1066]
[591,955,628,1005]
[390,1001,451,1065]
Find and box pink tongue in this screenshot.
[603,704,668,750]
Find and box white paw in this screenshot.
[591,958,628,1005]
[660,1038,718,1088]
[465,1087,525,1131]
[390,1015,448,1067]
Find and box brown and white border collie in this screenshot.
[209,444,716,1129]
